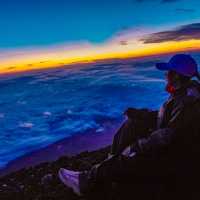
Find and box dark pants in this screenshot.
[88,114,158,184]
[110,119,137,156]
[84,116,162,199]
[111,113,157,155]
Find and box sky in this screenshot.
[0,0,200,74]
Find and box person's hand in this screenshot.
[121,146,131,156]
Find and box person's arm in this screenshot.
[124,108,158,137]
[124,107,157,121]
[133,96,198,154]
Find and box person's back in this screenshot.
[171,81,200,198]
[151,69,200,199]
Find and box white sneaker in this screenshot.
[58,168,82,196]
[60,168,81,176]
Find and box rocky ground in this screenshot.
[0,145,167,200]
[0,147,110,200]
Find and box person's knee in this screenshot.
[126,118,134,124]
[113,120,134,142]
[113,119,133,138]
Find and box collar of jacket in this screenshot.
[171,80,196,98]
[171,80,200,98]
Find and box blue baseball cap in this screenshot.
[156,54,198,77]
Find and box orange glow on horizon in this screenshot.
[0,39,200,75]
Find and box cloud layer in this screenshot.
[140,23,200,43]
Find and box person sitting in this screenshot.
[58,54,200,198]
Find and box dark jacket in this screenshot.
[135,80,200,172]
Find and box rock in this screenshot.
[19,184,24,190]
[41,173,53,185]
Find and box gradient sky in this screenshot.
[1,0,199,48]
[0,0,200,74]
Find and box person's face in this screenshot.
[165,70,179,86]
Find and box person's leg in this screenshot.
[58,154,152,196]
[58,110,158,196]
[110,110,157,156]
[88,154,156,185]
[110,119,137,156]
[85,154,164,199]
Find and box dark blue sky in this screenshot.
[0,0,199,48]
